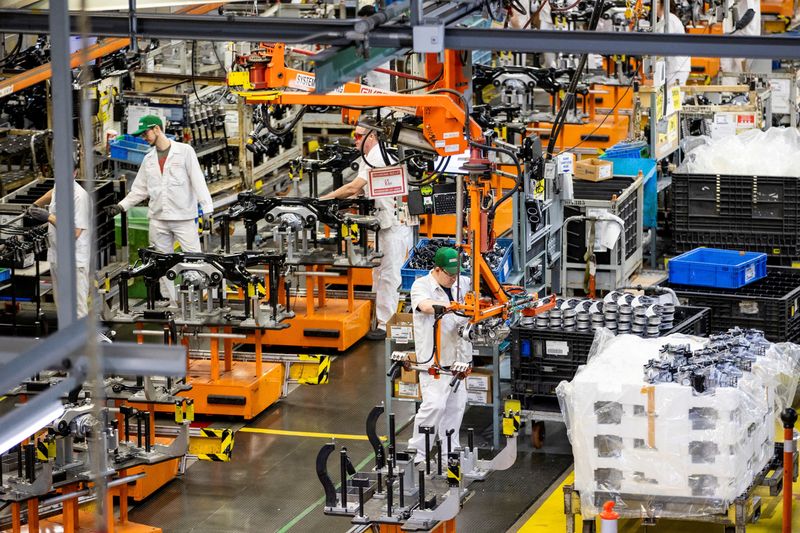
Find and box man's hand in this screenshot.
[26,206,50,223]
[105,204,123,217]
[451,361,471,381]
[432,304,447,319]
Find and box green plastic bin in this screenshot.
[114,207,150,298]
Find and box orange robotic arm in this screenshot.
[227,43,483,155]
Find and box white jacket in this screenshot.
[410,271,473,368]
[119,140,213,221]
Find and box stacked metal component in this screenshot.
[529,291,675,337]
[644,328,770,393]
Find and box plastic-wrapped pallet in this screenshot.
[557,328,800,519]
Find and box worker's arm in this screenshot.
[33,189,53,207]
[410,281,450,315]
[43,214,83,239]
[118,161,151,212]
[186,146,214,216]
[414,299,452,315]
[320,176,367,200]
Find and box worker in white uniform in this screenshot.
[106,115,213,302]
[657,2,692,87]
[321,126,415,340]
[721,0,760,73]
[27,160,92,323]
[407,247,473,464]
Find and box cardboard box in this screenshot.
[387,313,414,344]
[465,367,493,392]
[574,158,613,182]
[394,379,422,400]
[394,352,422,400]
[466,389,491,404]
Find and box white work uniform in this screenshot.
[721,0,760,73]
[119,140,213,300]
[48,183,92,322]
[407,272,473,462]
[357,144,414,330]
[659,13,692,87]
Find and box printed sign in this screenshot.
[368,165,408,198]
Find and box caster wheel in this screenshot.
[531,421,545,449]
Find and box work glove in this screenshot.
[26,206,50,223]
[432,304,447,319]
[105,204,123,217]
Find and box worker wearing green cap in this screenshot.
[407,246,473,465]
[107,114,213,302]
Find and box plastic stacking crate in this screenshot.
[665,266,800,342]
[510,305,710,404]
[109,135,150,165]
[668,248,767,289]
[671,172,800,264]
[400,238,513,290]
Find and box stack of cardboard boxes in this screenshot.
[465,368,492,404]
[388,313,422,401]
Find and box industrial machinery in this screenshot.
[315,403,523,531]
[104,248,296,418]
[222,193,381,350]
[0,399,189,532]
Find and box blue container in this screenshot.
[603,140,649,159]
[109,135,151,165]
[400,238,513,291]
[0,268,9,283]
[599,156,657,229]
[668,247,768,289]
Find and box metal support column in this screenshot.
[49,0,77,327]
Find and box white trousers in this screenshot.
[408,371,467,462]
[51,264,90,325]
[373,224,414,329]
[148,218,202,301]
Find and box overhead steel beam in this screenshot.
[442,27,800,59]
[1,9,800,58]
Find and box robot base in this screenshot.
[129,360,284,420]
[259,298,372,351]
[43,510,161,533]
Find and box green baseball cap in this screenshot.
[434,247,460,275]
[132,114,163,136]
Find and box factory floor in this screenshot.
[520,471,800,532]
[127,337,574,532]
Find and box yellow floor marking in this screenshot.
[240,427,386,441]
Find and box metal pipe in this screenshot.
[38,472,146,508]
[782,408,797,533]
[339,448,348,508]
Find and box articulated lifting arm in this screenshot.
[227,43,483,155]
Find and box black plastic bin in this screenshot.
[510,305,710,407]
[665,266,800,343]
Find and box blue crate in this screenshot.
[599,157,657,229]
[668,247,767,289]
[603,140,649,159]
[109,135,151,165]
[0,268,9,283]
[401,238,513,291]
